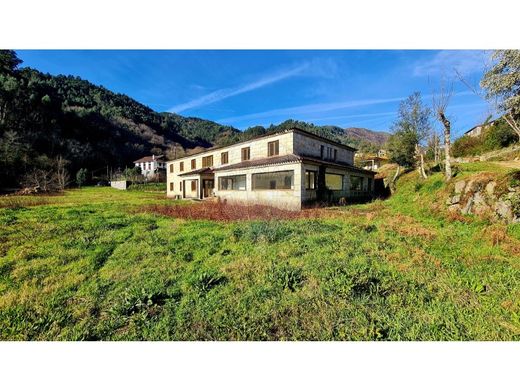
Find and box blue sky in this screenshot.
[17,50,491,138]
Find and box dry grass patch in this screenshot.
[144,201,327,222]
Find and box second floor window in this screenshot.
[169,164,174,173]
[268,140,279,157]
[191,159,196,170]
[180,161,184,172]
[221,151,229,164]
[241,147,250,161]
[202,155,213,168]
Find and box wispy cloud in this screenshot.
[412,50,488,77]
[168,63,309,113]
[217,96,406,124]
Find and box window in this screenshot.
[169,182,174,191]
[333,149,338,161]
[191,180,197,192]
[202,155,213,168]
[180,161,184,172]
[367,178,373,191]
[325,173,343,190]
[268,140,279,157]
[320,145,325,159]
[147,162,150,170]
[169,164,174,173]
[241,147,250,161]
[350,175,363,191]
[305,170,317,190]
[219,175,246,191]
[191,159,196,170]
[221,151,229,165]
[253,170,294,190]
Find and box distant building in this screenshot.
[360,156,389,171]
[133,155,166,178]
[465,120,496,138]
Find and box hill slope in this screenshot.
[0,50,389,187]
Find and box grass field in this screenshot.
[1,167,520,340]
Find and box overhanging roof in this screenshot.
[212,153,375,175]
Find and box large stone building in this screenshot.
[166,128,376,210]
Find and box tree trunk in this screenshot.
[440,112,452,181]
[504,113,520,139]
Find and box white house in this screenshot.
[166,128,376,210]
[133,155,166,178]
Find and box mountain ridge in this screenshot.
[0,50,389,187]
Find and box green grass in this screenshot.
[1,176,519,340]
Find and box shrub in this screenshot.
[452,135,483,157]
[483,121,519,150]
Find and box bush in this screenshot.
[452,135,483,157]
[483,121,519,150]
[452,120,519,158]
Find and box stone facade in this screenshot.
[166,128,375,210]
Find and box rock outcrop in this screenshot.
[446,175,520,223]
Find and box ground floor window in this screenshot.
[219,175,246,190]
[367,178,373,191]
[253,170,294,190]
[169,182,174,191]
[191,180,197,192]
[305,170,317,190]
[350,175,364,191]
[325,173,343,190]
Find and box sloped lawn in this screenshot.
[1,175,519,340]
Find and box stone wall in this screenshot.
[110,180,128,190]
[446,176,520,223]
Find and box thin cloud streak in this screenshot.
[217,97,406,124]
[168,63,309,113]
[412,50,487,77]
[218,91,475,125]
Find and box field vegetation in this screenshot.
[1,163,519,341]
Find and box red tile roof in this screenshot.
[133,155,165,163]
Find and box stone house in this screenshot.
[464,120,496,138]
[166,128,376,210]
[133,155,166,178]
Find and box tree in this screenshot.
[388,92,432,175]
[432,81,453,181]
[54,156,70,191]
[0,50,22,74]
[76,168,88,188]
[480,50,520,139]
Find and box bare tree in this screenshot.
[53,155,70,191]
[432,81,454,181]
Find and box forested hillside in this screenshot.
[0,50,386,189]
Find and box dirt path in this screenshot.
[491,161,520,169]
